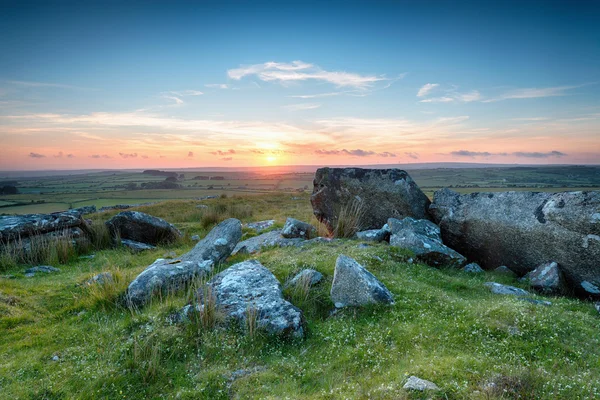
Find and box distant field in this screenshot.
[1,166,598,215]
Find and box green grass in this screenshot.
[1,194,599,399]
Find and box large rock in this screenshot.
[232,230,303,255]
[356,225,390,243]
[127,258,214,307]
[106,211,181,245]
[430,189,600,297]
[202,260,305,338]
[0,212,86,242]
[403,376,439,391]
[310,168,431,234]
[388,217,466,268]
[529,261,565,295]
[127,219,242,307]
[331,255,394,308]
[284,269,323,289]
[121,239,156,253]
[281,218,316,239]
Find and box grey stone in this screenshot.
[463,262,484,273]
[106,211,181,245]
[246,220,275,232]
[529,261,565,294]
[1,211,87,242]
[430,188,600,297]
[285,269,323,289]
[24,265,60,274]
[331,255,394,308]
[403,376,439,391]
[202,260,305,338]
[121,239,156,253]
[485,282,530,296]
[388,217,466,268]
[85,272,113,286]
[356,227,389,242]
[127,258,214,307]
[232,230,303,255]
[311,168,431,235]
[281,217,316,239]
[191,235,200,241]
[595,302,600,314]
[51,355,60,362]
[521,298,552,306]
[494,266,517,277]
[181,218,242,264]
[196,204,209,209]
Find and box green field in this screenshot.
[1,166,599,215]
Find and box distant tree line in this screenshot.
[0,185,18,195]
[142,170,178,178]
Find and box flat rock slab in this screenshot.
[181,218,242,264]
[232,230,303,255]
[281,217,316,239]
[246,220,275,232]
[331,255,394,308]
[403,376,440,391]
[430,188,600,297]
[388,217,466,268]
[121,239,156,253]
[485,282,530,296]
[204,260,305,338]
[24,265,60,276]
[127,258,213,307]
[106,211,181,245]
[311,167,431,235]
[356,226,390,243]
[1,212,86,242]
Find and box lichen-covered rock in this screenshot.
[284,269,323,289]
[246,220,275,232]
[403,376,439,391]
[281,218,316,239]
[24,265,60,275]
[203,260,305,338]
[106,211,181,245]
[311,168,431,234]
[485,282,530,296]
[529,261,565,294]
[430,188,600,297]
[331,255,394,308]
[181,218,242,263]
[463,262,484,273]
[121,239,156,253]
[1,212,86,242]
[232,230,303,255]
[85,272,113,286]
[356,225,390,243]
[388,217,466,268]
[127,258,213,307]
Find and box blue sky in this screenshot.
[1,0,599,169]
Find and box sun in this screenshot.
[266,155,277,163]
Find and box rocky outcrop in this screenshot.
[232,230,303,255]
[1,212,86,242]
[127,219,242,307]
[528,261,565,295]
[201,260,305,338]
[127,258,214,307]
[430,189,600,297]
[388,217,466,268]
[310,168,431,235]
[330,255,394,308]
[106,211,181,245]
[281,218,316,239]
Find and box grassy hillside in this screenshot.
[1,194,599,399]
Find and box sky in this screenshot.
[1,0,599,170]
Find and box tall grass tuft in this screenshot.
[200,203,253,228]
[245,303,259,339]
[128,334,163,383]
[333,199,365,238]
[78,268,131,312]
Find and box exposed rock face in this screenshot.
[281,218,316,239]
[403,376,439,391]
[388,217,466,268]
[232,230,303,255]
[127,219,242,307]
[1,212,86,242]
[430,189,600,297]
[330,255,394,308]
[106,211,181,245]
[180,218,242,264]
[127,258,214,307]
[121,239,156,253]
[463,262,484,273]
[311,168,431,234]
[356,225,390,243]
[485,282,529,296]
[203,260,305,338]
[285,269,323,289]
[529,261,565,294]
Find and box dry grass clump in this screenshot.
[333,199,365,238]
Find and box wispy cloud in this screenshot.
[417,83,439,97]
[28,152,45,158]
[282,103,321,111]
[119,152,138,158]
[53,151,74,158]
[482,85,582,102]
[228,61,386,89]
[210,149,236,156]
[315,149,397,157]
[405,152,419,159]
[221,157,233,161]
[89,154,112,159]
[188,151,194,157]
[451,149,567,158]
[205,84,230,89]
[419,90,481,103]
[7,80,92,90]
[513,150,566,158]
